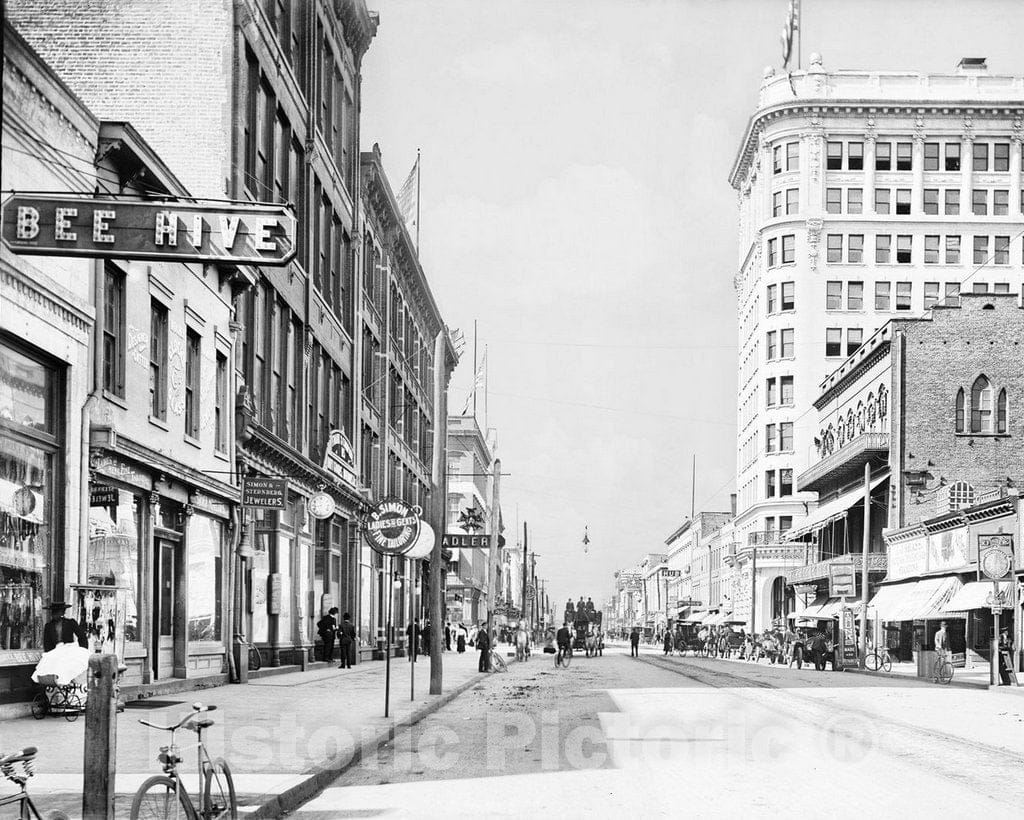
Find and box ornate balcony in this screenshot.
[797,433,890,494]
[788,553,889,584]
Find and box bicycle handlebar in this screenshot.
[0,747,37,766]
[138,702,216,732]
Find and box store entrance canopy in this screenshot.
[868,576,964,621]
[681,611,707,623]
[785,473,889,541]
[944,581,1011,612]
[789,593,829,619]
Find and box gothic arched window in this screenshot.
[955,388,965,433]
[971,375,993,434]
[997,388,1008,434]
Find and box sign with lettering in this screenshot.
[886,536,929,581]
[676,599,703,608]
[241,477,288,508]
[979,534,1014,580]
[840,607,858,668]
[662,569,682,577]
[928,529,971,573]
[441,533,491,549]
[89,483,118,507]
[829,560,857,598]
[267,573,282,615]
[2,195,296,266]
[364,498,421,555]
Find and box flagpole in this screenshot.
[472,319,478,419]
[484,343,489,431]
[415,147,421,253]
[797,0,802,70]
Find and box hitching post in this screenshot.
[83,654,119,819]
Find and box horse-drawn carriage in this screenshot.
[565,598,603,657]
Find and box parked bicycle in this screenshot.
[130,702,236,820]
[233,633,261,672]
[865,647,893,673]
[0,746,70,820]
[932,653,954,685]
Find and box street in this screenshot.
[290,645,1024,818]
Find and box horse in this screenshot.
[515,628,530,662]
[585,631,599,658]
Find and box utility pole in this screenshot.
[428,331,448,695]
[859,460,871,668]
[521,521,528,625]
[485,458,502,660]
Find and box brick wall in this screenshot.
[6,0,234,200]
[900,293,1024,525]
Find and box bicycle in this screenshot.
[488,649,508,673]
[932,653,954,685]
[554,645,572,668]
[130,702,236,820]
[0,746,70,820]
[30,675,83,722]
[233,633,261,672]
[865,647,893,672]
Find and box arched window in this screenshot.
[955,388,965,433]
[949,481,975,511]
[971,375,993,433]
[997,389,1007,434]
[771,576,787,621]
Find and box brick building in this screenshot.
[791,294,1024,673]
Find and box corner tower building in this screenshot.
[728,54,1024,623]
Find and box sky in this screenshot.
[360,0,1024,608]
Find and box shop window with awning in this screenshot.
[789,593,829,620]
[944,581,1011,612]
[868,576,964,621]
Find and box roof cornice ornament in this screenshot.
[1012,114,1023,144]
[806,218,824,273]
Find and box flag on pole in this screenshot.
[397,155,419,234]
[780,0,800,69]
[460,350,486,416]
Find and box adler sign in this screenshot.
[1,195,295,266]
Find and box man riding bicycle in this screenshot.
[556,622,572,664]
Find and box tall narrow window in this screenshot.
[150,300,168,420]
[215,352,228,453]
[780,376,794,405]
[103,264,126,397]
[766,423,777,453]
[876,142,892,170]
[895,142,912,171]
[185,330,201,439]
[955,388,965,433]
[779,468,793,496]
[971,375,993,434]
[997,389,1008,434]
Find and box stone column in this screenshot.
[863,133,877,215]
[912,134,925,215]
[960,119,974,216]
[1010,122,1023,217]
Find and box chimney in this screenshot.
[956,57,988,73]
[729,493,737,516]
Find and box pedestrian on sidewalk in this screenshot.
[407,620,420,662]
[317,607,338,663]
[476,622,491,672]
[422,619,432,657]
[663,631,672,655]
[445,622,452,651]
[629,627,640,658]
[42,601,88,652]
[457,624,467,653]
[338,612,356,668]
[809,631,828,671]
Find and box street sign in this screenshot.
[979,534,1013,580]
[828,560,856,598]
[676,599,703,608]
[241,477,288,508]
[2,195,296,266]
[364,498,421,555]
[441,533,490,549]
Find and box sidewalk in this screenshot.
[0,647,496,818]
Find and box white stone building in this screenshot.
[728,54,1024,630]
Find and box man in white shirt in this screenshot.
[934,621,949,659]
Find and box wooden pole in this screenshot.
[83,654,119,820]
[485,458,502,665]
[859,460,871,667]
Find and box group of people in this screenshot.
[647,623,838,671]
[315,608,357,668]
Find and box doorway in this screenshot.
[152,537,180,679]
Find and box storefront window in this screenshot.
[186,514,223,642]
[1,341,60,655]
[87,488,141,642]
[251,529,272,643]
[359,545,374,646]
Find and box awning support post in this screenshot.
[859,460,871,668]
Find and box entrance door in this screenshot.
[153,539,177,679]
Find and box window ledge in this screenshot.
[102,390,128,410]
[213,448,230,462]
[148,415,169,431]
[955,432,1010,439]
[183,434,202,450]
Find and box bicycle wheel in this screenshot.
[248,645,262,672]
[881,654,892,673]
[490,651,508,673]
[130,775,196,820]
[936,660,953,685]
[31,692,49,719]
[865,653,881,672]
[562,650,572,669]
[63,692,82,723]
[203,758,237,820]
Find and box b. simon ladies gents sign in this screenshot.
[363,498,421,555]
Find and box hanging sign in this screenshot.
[979,534,1014,581]
[2,195,296,266]
[308,491,336,520]
[441,533,490,549]
[241,477,288,509]
[364,498,421,555]
[829,560,857,598]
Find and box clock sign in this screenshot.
[12,486,36,517]
[308,491,336,521]
[979,534,1013,580]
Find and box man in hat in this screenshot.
[43,601,87,652]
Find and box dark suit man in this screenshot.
[476,623,491,672]
[406,620,419,662]
[629,627,641,658]
[317,607,338,662]
[444,622,452,651]
[43,602,87,652]
[338,612,357,668]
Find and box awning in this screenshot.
[789,593,828,619]
[868,576,964,621]
[815,598,849,619]
[944,581,1012,612]
[680,611,707,623]
[785,473,890,541]
[703,610,729,626]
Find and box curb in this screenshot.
[247,669,491,818]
